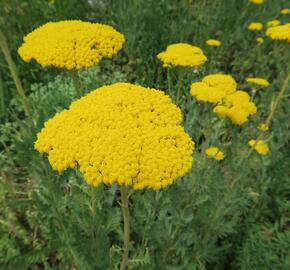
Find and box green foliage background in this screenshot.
[0,0,290,269]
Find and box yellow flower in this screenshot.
[248,22,263,31]
[258,123,269,132]
[157,43,207,68]
[246,77,270,87]
[206,147,225,161]
[190,74,237,104]
[35,83,194,190]
[206,39,221,47]
[256,37,264,44]
[248,139,269,155]
[267,20,280,27]
[249,0,264,4]
[213,91,257,125]
[18,20,125,70]
[266,23,290,43]
[281,8,290,15]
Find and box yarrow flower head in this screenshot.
[249,0,264,4]
[34,83,194,190]
[18,20,125,70]
[246,77,270,87]
[190,74,257,125]
[266,23,290,43]
[206,39,221,47]
[248,139,269,155]
[267,20,281,27]
[190,74,237,103]
[256,37,264,44]
[248,22,263,31]
[157,43,207,68]
[281,8,290,15]
[258,123,269,132]
[206,147,225,161]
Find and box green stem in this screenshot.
[175,69,185,106]
[0,30,31,116]
[119,185,130,270]
[71,69,81,98]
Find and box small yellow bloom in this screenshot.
[248,22,263,31]
[157,43,207,68]
[206,39,221,47]
[267,20,281,27]
[248,140,269,155]
[266,23,290,43]
[249,0,264,4]
[258,123,269,132]
[206,147,225,161]
[256,37,264,44]
[281,8,290,15]
[246,77,270,87]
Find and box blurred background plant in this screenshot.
[0,0,289,269]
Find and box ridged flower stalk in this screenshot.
[0,30,31,116]
[119,185,130,270]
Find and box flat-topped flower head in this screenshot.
[266,23,290,43]
[281,8,290,15]
[256,37,264,44]
[206,147,225,161]
[190,74,237,103]
[249,0,264,4]
[246,77,270,87]
[267,20,281,27]
[18,20,125,70]
[213,91,257,125]
[248,139,269,155]
[35,83,194,190]
[258,123,269,132]
[206,39,221,47]
[157,43,207,68]
[248,22,263,31]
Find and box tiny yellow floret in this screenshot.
[258,123,269,132]
[248,22,263,31]
[249,0,264,4]
[34,83,194,190]
[248,140,269,155]
[267,20,281,27]
[246,77,270,87]
[281,8,290,15]
[206,39,221,47]
[206,147,225,161]
[157,43,207,68]
[18,20,125,70]
[256,37,264,44]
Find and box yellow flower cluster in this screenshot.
[248,22,263,31]
[249,0,264,4]
[248,139,269,155]
[157,43,207,68]
[34,83,194,190]
[190,74,237,103]
[190,74,257,125]
[18,20,125,70]
[281,8,290,15]
[206,147,225,161]
[206,39,221,47]
[267,20,281,27]
[266,23,290,43]
[258,123,269,132]
[246,77,270,87]
[256,37,264,44]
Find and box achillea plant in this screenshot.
[266,23,290,43]
[34,82,194,270]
